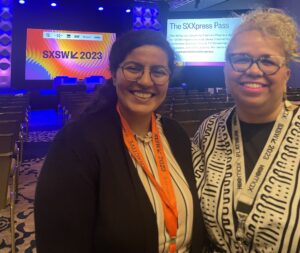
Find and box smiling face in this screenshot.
[112,45,169,122]
[224,30,291,122]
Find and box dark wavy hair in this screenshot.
[84,29,175,114]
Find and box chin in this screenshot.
[130,103,157,112]
[238,99,270,110]
[126,107,154,116]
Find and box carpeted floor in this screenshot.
[0,157,45,252]
[0,110,61,252]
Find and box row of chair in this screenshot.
[58,87,300,137]
[159,87,300,137]
[58,90,232,137]
[58,91,95,123]
[0,93,30,253]
[156,91,234,137]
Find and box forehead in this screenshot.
[227,30,285,57]
[123,45,168,65]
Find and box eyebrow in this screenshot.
[122,61,169,68]
[228,53,284,58]
[122,61,143,66]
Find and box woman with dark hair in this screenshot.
[34,29,206,253]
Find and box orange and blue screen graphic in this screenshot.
[25,28,116,80]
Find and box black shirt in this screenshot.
[227,113,275,180]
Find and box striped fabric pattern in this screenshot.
[192,107,300,253]
[131,116,193,253]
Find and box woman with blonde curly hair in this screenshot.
[193,8,300,252]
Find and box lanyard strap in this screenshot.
[232,114,246,209]
[232,107,293,243]
[233,108,292,208]
[116,106,178,253]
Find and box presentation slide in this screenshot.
[25,28,116,80]
[167,17,241,66]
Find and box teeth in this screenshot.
[243,83,263,88]
[133,91,152,99]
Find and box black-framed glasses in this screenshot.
[119,62,170,85]
[226,53,286,75]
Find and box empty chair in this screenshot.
[0,94,30,111]
[0,120,23,184]
[172,97,187,104]
[0,133,17,253]
[0,111,28,142]
[0,105,27,113]
[0,120,21,135]
[0,120,22,159]
[173,109,219,122]
[189,102,211,110]
[287,94,300,102]
[172,103,193,111]
[59,92,94,113]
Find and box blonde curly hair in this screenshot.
[228,8,300,63]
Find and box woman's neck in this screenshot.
[118,108,152,136]
[236,102,284,123]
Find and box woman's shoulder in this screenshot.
[159,115,191,146]
[55,109,119,144]
[160,115,187,134]
[200,107,233,129]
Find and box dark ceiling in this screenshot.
[14,0,273,13]
[16,0,169,8]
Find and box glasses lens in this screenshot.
[229,54,252,72]
[121,63,170,85]
[228,54,283,75]
[122,63,143,81]
[150,66,170,85]
[257,56,281,75]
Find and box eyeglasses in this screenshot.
[119,62,170,85]
[226,53,286,75]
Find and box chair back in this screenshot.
[0,133,15,209]
[0,120,21,137]
[0,111,24,121]
[0,133,15,153]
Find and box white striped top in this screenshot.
[130,116,193,253]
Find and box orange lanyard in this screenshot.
[116,106,178,253]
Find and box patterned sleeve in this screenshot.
[192,142,205,200]
[192,123,201,147]
[192,118,207,148]
[191,117,214,201]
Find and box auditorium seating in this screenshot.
[0,94,29,161]
[0,133,18,253]
[58,91,96,122]
[0,94,30,140]
[0,94,33,252]
[0,120,22,163]
[30,86,300,138]
[155,88,234,137]
[287,87,300,105]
